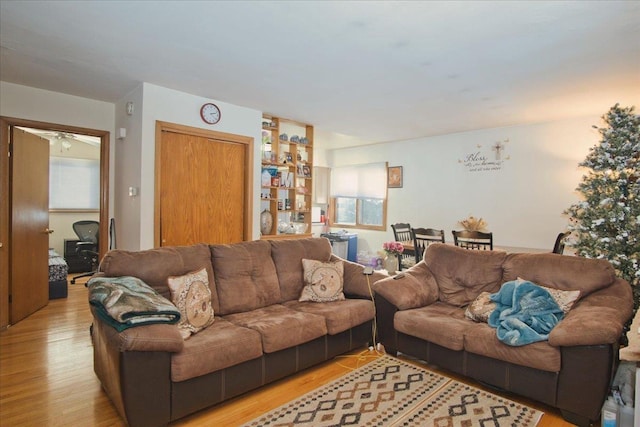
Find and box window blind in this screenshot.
[49,157,100,209]
[330,162,387,199]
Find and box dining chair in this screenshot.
[391,223,415,270]
[552,231,571,254]
[452,230,493,250]
[411,228,445,263]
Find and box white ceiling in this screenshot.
[1,1,639,148]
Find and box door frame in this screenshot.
[154,121,254,247]
[0,116,110,328]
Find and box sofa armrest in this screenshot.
[549,278,633,347]
[372,261,439,310]
[332,255,388,298]
[91,307,184,352]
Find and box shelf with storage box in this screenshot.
[260,115,313,239]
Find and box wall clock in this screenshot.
[200,103,221,124]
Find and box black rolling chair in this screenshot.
[71,220,99,284]
[391,223,415,270]
[552,231,571,254]
[452,230,493,250]
[411,228,445,263]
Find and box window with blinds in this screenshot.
[330,162,387,230]
[49,157,99,210]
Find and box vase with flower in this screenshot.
[382,241,404,273]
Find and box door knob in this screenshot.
[44,228,54,234]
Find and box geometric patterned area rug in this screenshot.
[241,355,543,427]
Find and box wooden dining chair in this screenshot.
[391,223,415,270]
[452,230,493,250]
[552,231,571,254]
[411,228,445,263]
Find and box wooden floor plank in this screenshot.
[0,277,580,426]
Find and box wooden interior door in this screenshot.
[10,128,50,323]
[158,128,248,246]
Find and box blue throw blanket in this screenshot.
[488,280,564,346]
[88,276,180,332]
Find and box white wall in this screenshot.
[115,83,262,250]
[114,85,144,251]
[1,81,604,256]
[327,115,601,255]
[0,81,116,248]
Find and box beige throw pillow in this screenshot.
[168,267,215,339]
[299,259,345,303]
[464,292,496,323]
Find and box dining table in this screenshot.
[400,241,551,255]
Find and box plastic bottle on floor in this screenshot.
[618,403,634,427]
[601,397,619,427]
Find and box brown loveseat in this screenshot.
[374,243,633,427]
[89,237,385,427]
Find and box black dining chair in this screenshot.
[452,230,493,250]
[552,231,571,254]
[391,223,415,270]
[411,228,445,263]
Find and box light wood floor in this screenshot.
[0,277,580,427]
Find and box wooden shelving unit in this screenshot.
[260,116,313,239]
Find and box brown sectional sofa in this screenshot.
[374,243,633,426]
[89,237,385,427]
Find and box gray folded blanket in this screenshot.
[88,276,180,332]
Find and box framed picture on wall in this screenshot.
[388,166,403,188]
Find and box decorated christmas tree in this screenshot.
[564,104,639,312]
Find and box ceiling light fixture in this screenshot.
[49,132,74,151]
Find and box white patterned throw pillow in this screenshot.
[168,267,215,339]
[299,259,345,303]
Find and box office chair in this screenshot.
[412,228,445,263]
[70,220,99,284]
[552,231,571,254]
[452,230,493,250]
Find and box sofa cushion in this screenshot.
[170,317,263,382]
[424,244,507,307]
[99,244,219,312]
[168,267,215,340]
[549,279,633,347]
[210,240,281,315]
[299,259,345,302]
[270,238,333,301]
[502,253,616,297]
[394,302,472,351]
[223,304,327,353]
[373,265,439,310]
[340,258,388,298]
[283,299,374,335]
[464,322,561,372]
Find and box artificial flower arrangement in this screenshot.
[382,241,404,256]
[458,215,488,232]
